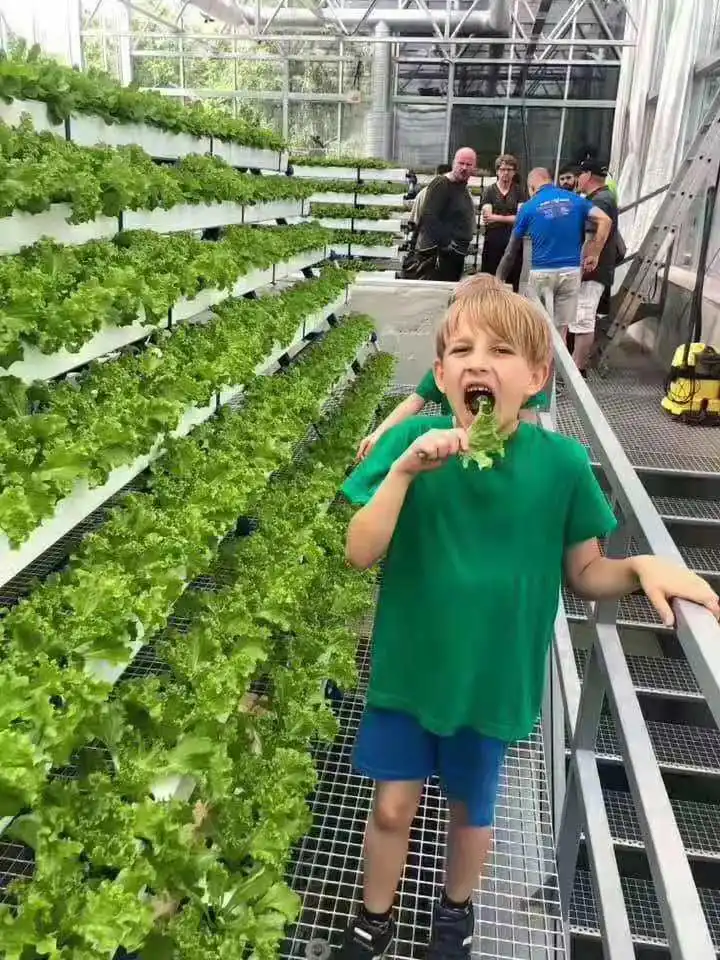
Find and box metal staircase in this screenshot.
[592,88,720,369]
[552,346,720,959]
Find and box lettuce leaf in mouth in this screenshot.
[461,397,507,470]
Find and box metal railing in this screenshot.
[540,324,720,959]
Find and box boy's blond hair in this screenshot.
[451,273,504,303]
[436,289,551,369]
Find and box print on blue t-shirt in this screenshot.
[513,184,594,270]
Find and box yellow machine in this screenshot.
[662,343,720,422]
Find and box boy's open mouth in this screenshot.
[464,385,495,416]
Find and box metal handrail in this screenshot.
[540,323,720,959]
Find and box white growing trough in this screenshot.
[69,113,211,159]
[0,205,119,255]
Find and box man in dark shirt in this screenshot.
[480,153,524,291]
[416,147,476,281]
[570,158,619,375]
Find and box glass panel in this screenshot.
[182,54,236,92]
[398,61,448,97]
[394,104,446,169]
[288,101,339,151]
[341,102,371,153]
[504,106,562,176]
[133,50,181,89]
[341,45,373,98]
[290,60,339,94]
[454,55,509,98]
[248,100,284,137]
[560,106,614,168]
[567,63,620,101]
[450,105,505,174]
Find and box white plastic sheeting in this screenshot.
[611,0,704,254]
[0,0,82,65]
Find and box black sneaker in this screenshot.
[426,900,475,960]
[336,911,395,960]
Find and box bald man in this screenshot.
[497,167,611,340]
[414,147,476,282]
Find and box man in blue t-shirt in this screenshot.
[497,167,611,339]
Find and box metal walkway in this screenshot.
[555,351,720,476]
[282,640,564,960]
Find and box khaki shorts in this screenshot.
[528,268,582,331]
[570,280,605,335]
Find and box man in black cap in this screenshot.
[570,157,619,376]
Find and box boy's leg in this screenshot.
[445,801,494,904]
[337,708,433,959]
[364,780,425,913]
[426,731,508,960]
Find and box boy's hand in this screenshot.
[356,432,380,461]
[633,556,720,626]
[392,428,469,476]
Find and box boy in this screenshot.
[356,275,546,461]
[339,289,718,960]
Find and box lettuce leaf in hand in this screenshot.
[461,398,507,470]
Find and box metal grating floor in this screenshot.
[653,495,720,523]
[282,645,565,960]
[574,648,702,700]
[562,587,666,630]
[570,868,720,949]
[554,366,720,475]
[594,715,720,776]
[600,788,720,861]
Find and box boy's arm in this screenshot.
[346,469,414,569]
[356,393,425,461]
[346,427,468,569]
[566,539,719,626]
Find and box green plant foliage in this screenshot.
[0,350,395,959]
[309,203,400,221]
[0,266,355,547]
[327,228,396,246]
[0,222,331,364]
[0,119,313,223]
[0,42,285,150]
[289,154,400,169]
[0,314,376,816]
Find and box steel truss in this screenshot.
[78,0,633,165]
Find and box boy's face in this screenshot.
[433,319,548,431]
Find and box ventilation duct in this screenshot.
[365,22,392,160]
[186,0,511,36]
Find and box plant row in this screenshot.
[0,265,354,547]
[0,119,314,226]
[0,43,284,151]
[0,351,393,959]
[329,229,397,247]
[0,313,375,820]
[290,153,399,169]
[310,203,402,221]
[0,222,331,364]
[310,179,407,196]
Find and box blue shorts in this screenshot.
[353,707,507,827]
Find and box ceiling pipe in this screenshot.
[186,0,511,35]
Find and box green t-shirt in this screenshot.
[415,368,548,412]
[341,416,616,742]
